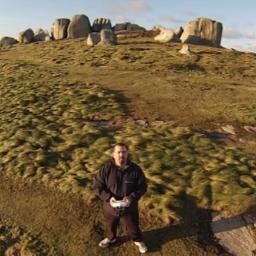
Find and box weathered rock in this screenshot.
[175,26,184,38]
[212,212,256,256]
[135,120,147,126]
[92,18,112,32]
[87,32,101,46]
[0,37,18,47]
[221,125,236,135]
[113,23,128,31]
[179,44,191,55]
[99,29,117,45]
[244,126,256,133]
[113,22,145,32]
[18,28,34,43]
[33,29,50,42]
[154,27,179,43]
[126,23,145,32]
[52,18,70,40]
[181,17,223,47]
[67,14,91,39]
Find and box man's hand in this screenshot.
[123,196,133,207]
[109,197,116,204]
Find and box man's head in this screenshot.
[112,143,128,167]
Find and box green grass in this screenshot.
[2,38,256,125]
[0,36,256,255]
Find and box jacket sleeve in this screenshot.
[130,167,147,201]
[93,166,113,202]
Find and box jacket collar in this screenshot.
[110,158,132,170]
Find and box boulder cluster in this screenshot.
[0,14,223,48]
[154,17,223,47]
[0,14,145,48]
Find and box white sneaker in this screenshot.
[98,237,117,248]
[134,241,148,253]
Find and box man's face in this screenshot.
[113,145,128,167]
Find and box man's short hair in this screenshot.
[113,142,128,150]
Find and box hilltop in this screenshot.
[0,35,256,255]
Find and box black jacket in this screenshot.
[94,159,147,215]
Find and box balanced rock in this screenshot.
[18,28,34,43]
[92,18,112,32]
[34,29,50,41]
[100,29,117,45]
[180,17,223,46]
[52,18,70,40]
[154,27,179,43]
[67,14,91,39]
[87,32,101,46]
[0,37,18,47]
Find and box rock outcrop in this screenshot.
[34,29,50,42]
[0,37,18,47]
[126,23,145,31]
[18,28,34,43]
[67,14,91,39]
[52,19,70,40]
[87,32,101,46]
[154,27,180,43]
[180,17,223,47]
[113,22,145,32]
[99,29,117,45]
[92,18,112,32]
[212,211,256,256]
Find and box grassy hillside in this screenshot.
[0,36,256,255]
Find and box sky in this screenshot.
[0,0,256,52]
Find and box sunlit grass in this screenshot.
[0,37,256,255]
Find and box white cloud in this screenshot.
[223,26,256,39]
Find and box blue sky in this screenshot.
[0,0,256,52]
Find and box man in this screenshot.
[94,142,148,253]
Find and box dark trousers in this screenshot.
[104,208,143,242]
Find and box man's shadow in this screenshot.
[141,193,215,253]
[142,193,256,253]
